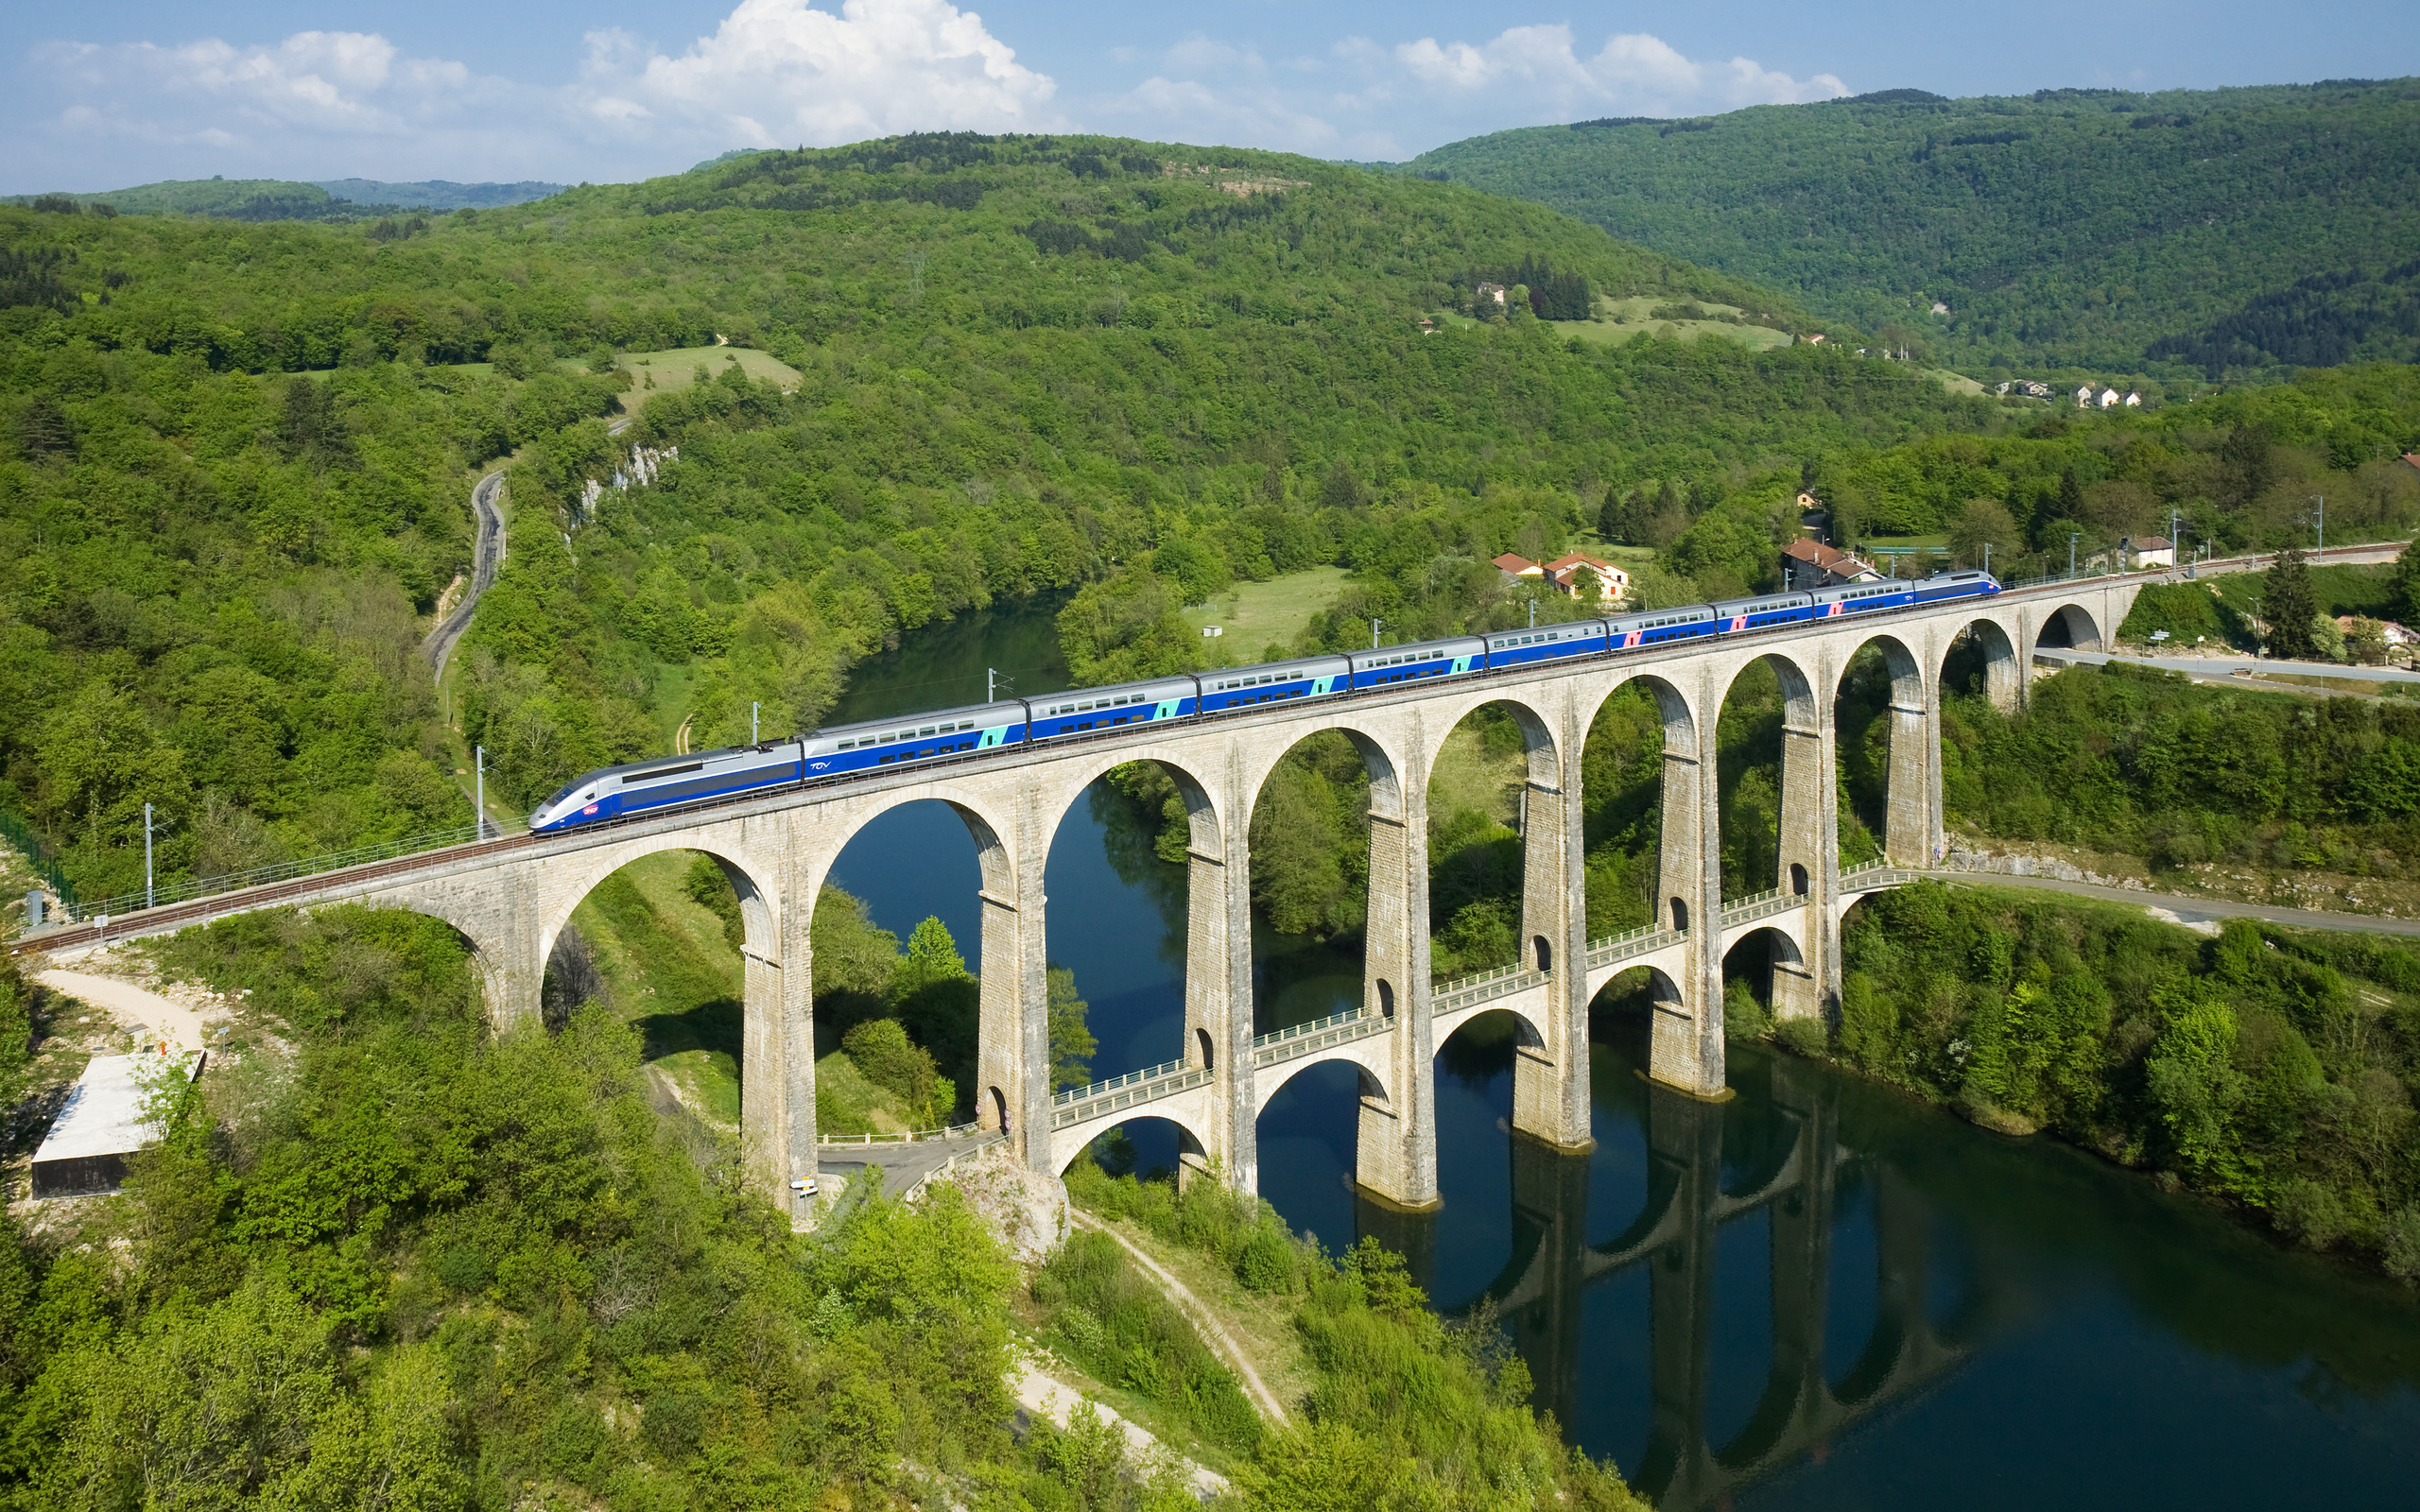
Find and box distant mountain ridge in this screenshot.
[1401,77,2420,378]
[8,176,563,221]
[312,179,566,211]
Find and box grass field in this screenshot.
[1551,294,1793,352]
[1182,565,1352,662]
[617,345,804,412]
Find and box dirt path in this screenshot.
[33,966,221,1050]
[1009,1363,1230,1498]
[1068,1209,1289,1425]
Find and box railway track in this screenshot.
[8,547,2378,960]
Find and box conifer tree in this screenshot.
[2261,545,2322,661]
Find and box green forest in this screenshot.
[0,133,2017,908]
[0,914,1638,1509]
[1810,885,2420,1280]
[1403,78,2420,376]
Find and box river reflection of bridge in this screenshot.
[1373,1055,1997,1510]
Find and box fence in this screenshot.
[0,811,77,915]
[60,820,500,922]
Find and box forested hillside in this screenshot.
[0,132,2001,903]
[1403,79,2420,376]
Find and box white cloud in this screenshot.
[9,0,1058,190]
[1104,23,1844,160]
[1389,25,1843,115]
[584,0,1059,150]
[26,29,493,156]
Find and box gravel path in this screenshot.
[1068,1209,1290,1425]
[34,967,221,1049]
[1009,1364,1231,1497]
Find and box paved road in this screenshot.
[424,469,508,679]
[816,1132,999,1197]
[2039,648,2420,687]
[1923,868,2420,937]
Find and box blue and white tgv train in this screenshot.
[527,568,2001,833]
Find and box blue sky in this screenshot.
[9,0,2415,192]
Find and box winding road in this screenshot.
[424,469,508,677]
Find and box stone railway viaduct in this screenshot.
[23,576,2141,1223]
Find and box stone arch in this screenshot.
[808,785,1025,1144]
[1722,924,1818,1025]
[1940,614,2024,713]
[1055,1110,1217,1182]
[374,888,523,1026]
[1832,631,1925,708]
[1241,722,1411,1052]
[1831,630,1931,867]
[510,825,800,1212]
[1590,959,1686,1012]
[530,829,789,1013]
[1034,745,1224,863]
[2033,601,2103,654]
[1423,686,1564,792]
[1575,670,1700,956]
[1435,1002,1549,1061]
[1254,1040,1395,1106]
[1238,721,1407,830]
[1717,648,1820,731]
[1713,651,1822,906]
[1583,670,1699,759]
[1426,694,1564,986]
[1034,750,1226,1092]
[804,785,1017,906]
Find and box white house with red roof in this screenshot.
[1780,536,1882,587]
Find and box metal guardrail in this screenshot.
[1584,922,1685,966]
[1720,887,1802,928]
[1054,1058,1186,1108]
[1050,1065,1213,1130]
[1838,866,1927,893]
[61,820,500,922]
[1253,1007,1368,1049]
[1433,965,1549,1016]
[821,1119,986,1145]
[905,1130,1011,1201]
[1253,1008,1389,1068]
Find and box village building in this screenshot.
[1475,282,1509,309]
[2099,387,2122,409]
[2118,535,2175,569]
[1540,553,1628,600]
[2075,385,2097,407]
[1492,552,1546,582]
[1780,536,1883,588]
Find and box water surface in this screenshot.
[826,602,2420,1509]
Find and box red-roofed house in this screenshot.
[1541,553,1629,601]
[1780,537,1881,588]
[1493,553,1545,581]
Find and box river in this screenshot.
[819,594,2420,1509]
